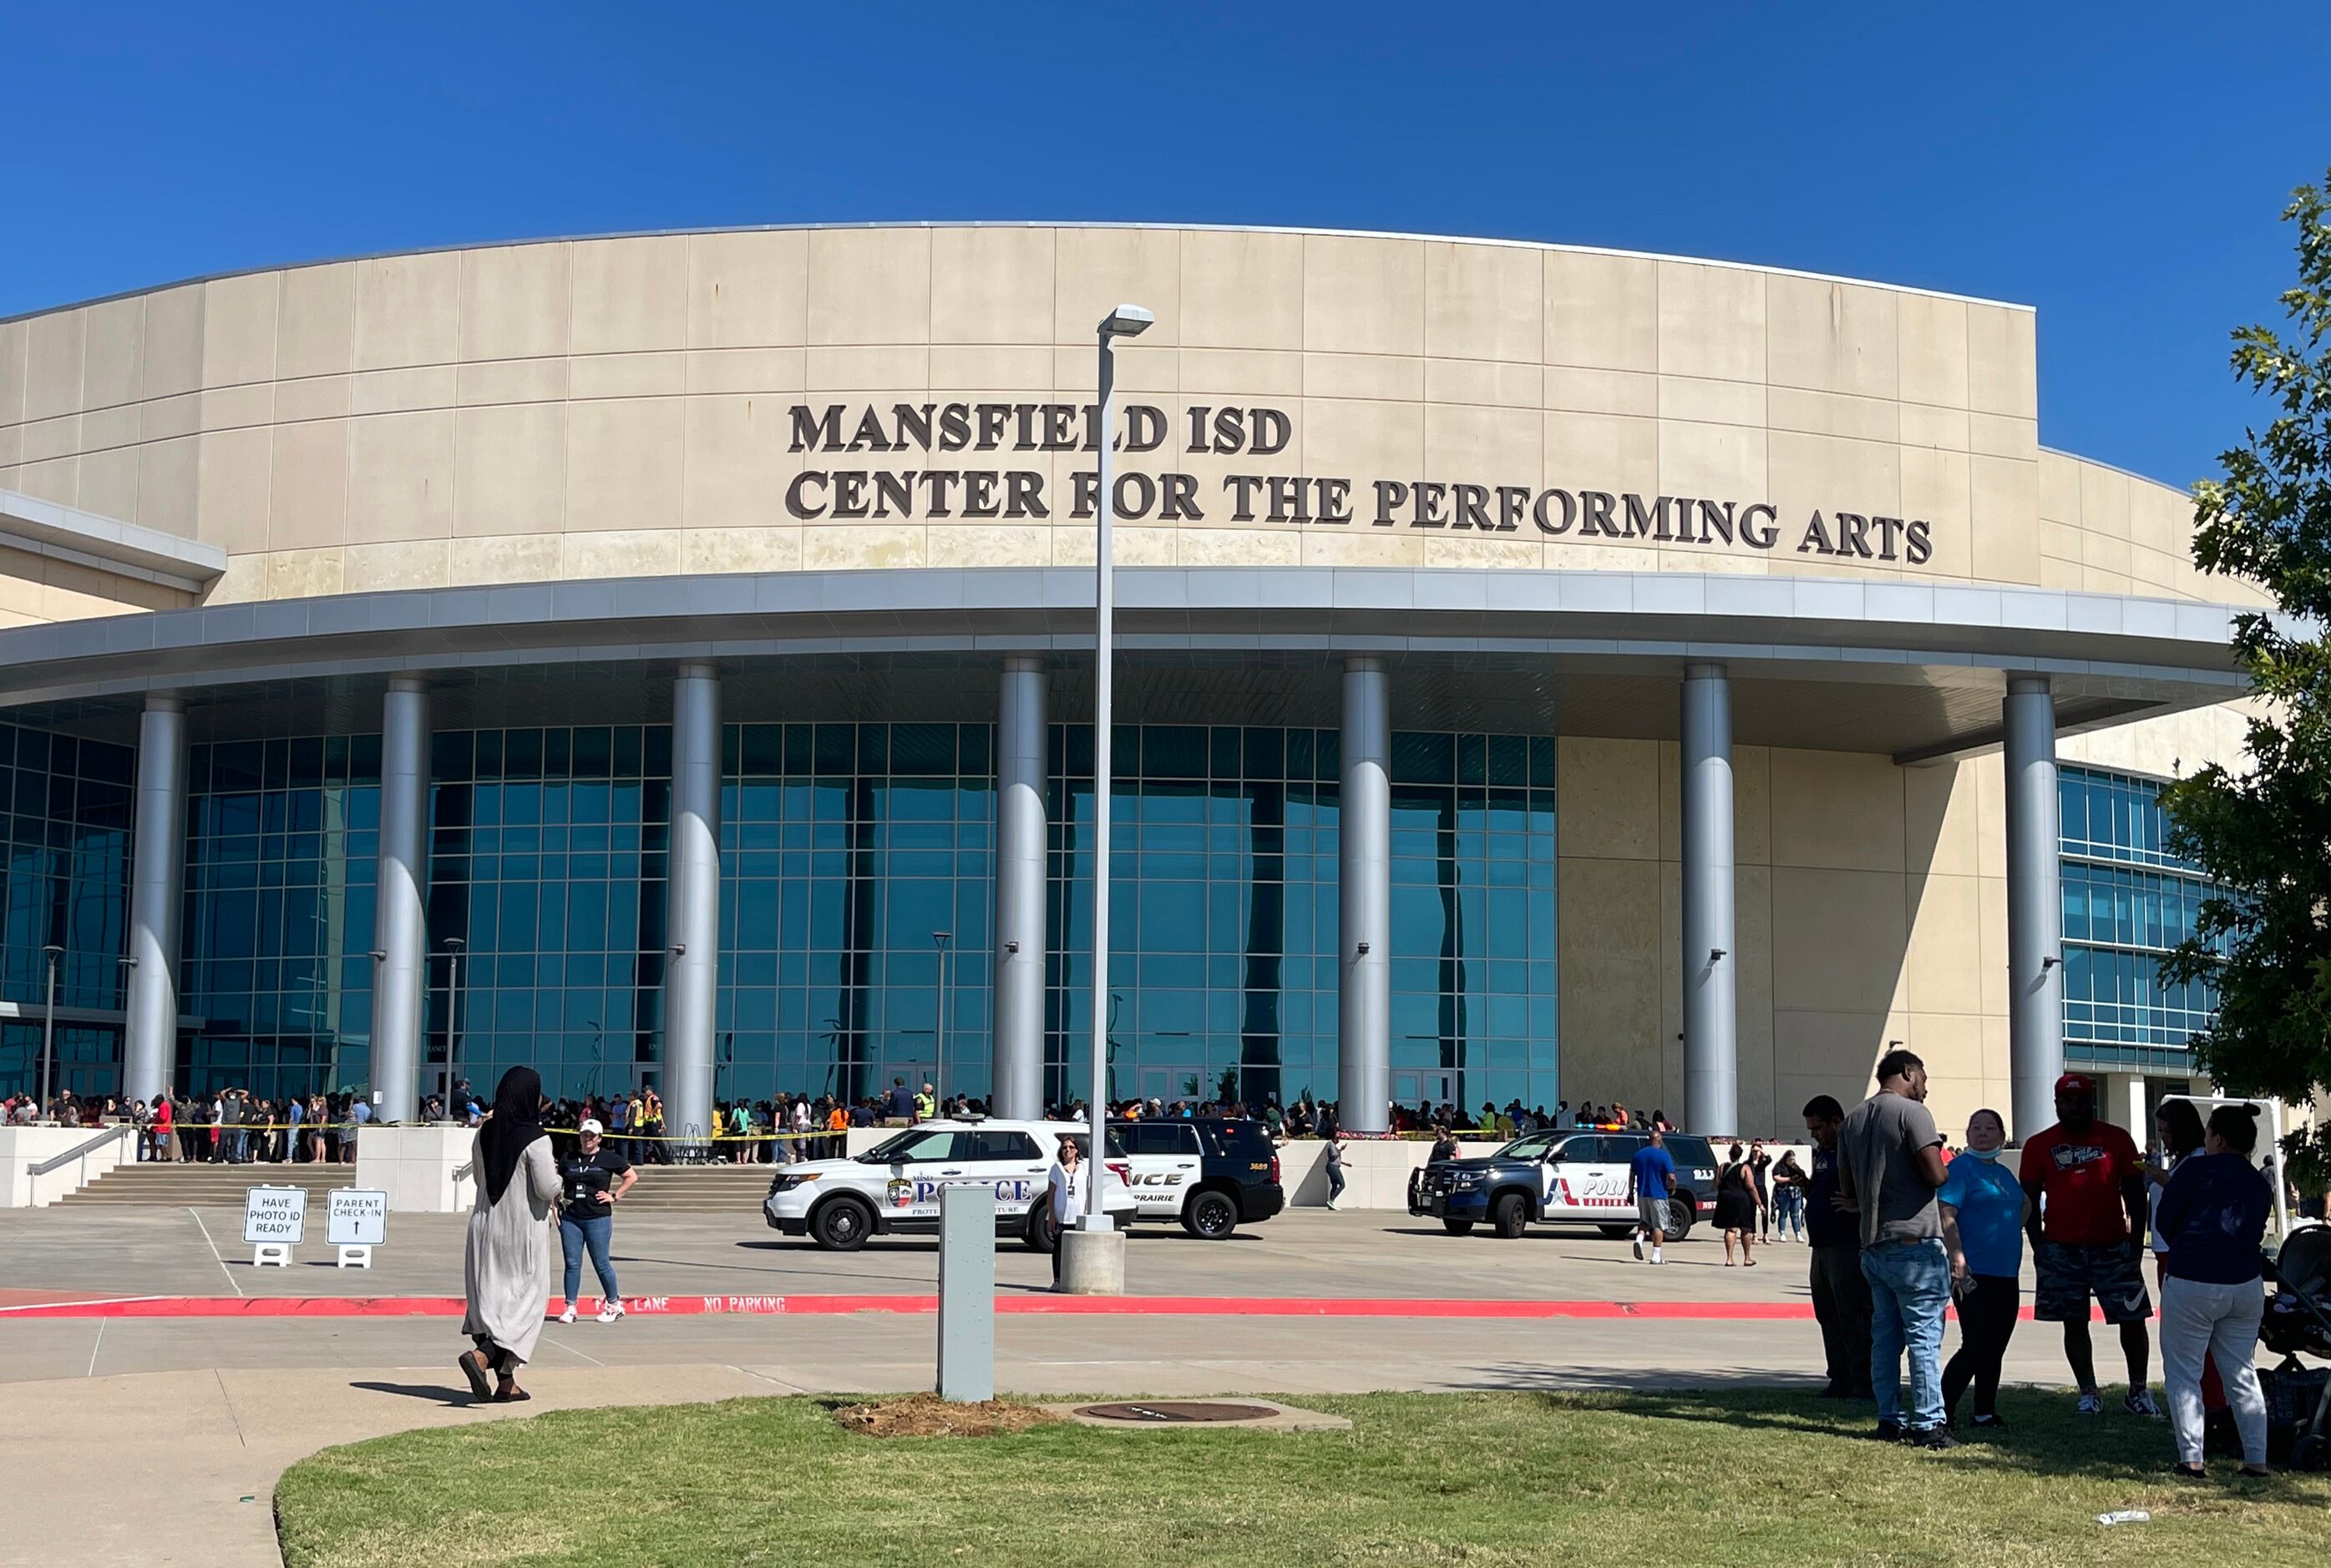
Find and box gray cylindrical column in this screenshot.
[368,677,430,1124]
[2004,675,2064,1143]
[664,661,722,1151]
[1680,663,1738,1136]
[1338,657,1391,1134]
[992,657,1047,1120]
[122,696,185,1105]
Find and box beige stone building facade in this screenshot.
[0,225,2263,1144]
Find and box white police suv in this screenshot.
[764,1118,1137,1252]
[1411,1130,1721,1241]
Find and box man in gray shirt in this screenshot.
[1838,1048,1952,1447]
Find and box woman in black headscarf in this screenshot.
[458,1065,560,1403]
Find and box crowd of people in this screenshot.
[1759,1055,2283,1478]
[2,1088,371,1163]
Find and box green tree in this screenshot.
[2164,168,2331,1196]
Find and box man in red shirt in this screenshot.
[2019,1072,2157,1418]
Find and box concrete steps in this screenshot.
[56,1162,358,1206]
[606,1165,776,1213]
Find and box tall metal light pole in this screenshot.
[931,929,952,1111]
[440,936,466,1123]
[1085,303,1152,1225]
[38,943,63,1121]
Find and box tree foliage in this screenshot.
[2163,169,2331,1194]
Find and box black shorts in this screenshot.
[2033,1239,2151,1324]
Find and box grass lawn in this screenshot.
[276,1387,2329,1567]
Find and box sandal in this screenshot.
[492,1383,531,1403]
[458,1351,493,1404]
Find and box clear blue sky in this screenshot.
[6,2,2326,489]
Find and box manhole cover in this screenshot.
[1072,1401,1280,1424]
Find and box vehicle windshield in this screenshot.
[1493,1134,1558,1161]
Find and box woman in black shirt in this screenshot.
[556,1118,636,1324]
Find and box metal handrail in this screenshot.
[453,1160,472,1180]
[25,1122,130,1177]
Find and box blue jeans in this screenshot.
[1861,1238,1950,1430]
[1771,1186,1804,1240]
[560,1213,619,1306]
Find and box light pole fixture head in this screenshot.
[1097,303,1154,338]
[42,943,62,958]
[442,936,467,953]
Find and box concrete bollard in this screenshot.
[937,1184,995,1402]
[1057,1224,1126,1295]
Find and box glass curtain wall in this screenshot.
[720,723,993,1106]
[165,716,1559,1110]
[1046,725,1556,1118]
[179,737,378,1100]
[425,726,670,1106]
[0,722,134,1096]
[2059,765,2223,1075]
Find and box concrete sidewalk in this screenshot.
[0,1308,2111,1568]
[0,1363,789,1568]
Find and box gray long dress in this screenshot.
[461,1135,560,1367]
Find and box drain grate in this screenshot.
[1072,1401,1280,1424]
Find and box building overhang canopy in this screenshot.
[0,488,227,594]
[0,566,2262,761]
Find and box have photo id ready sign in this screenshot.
[327,1189,388,1247]
[243,1186,307,1245]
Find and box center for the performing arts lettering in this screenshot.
[783,400,1936,565]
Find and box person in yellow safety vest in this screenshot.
[914,1084,935,1121]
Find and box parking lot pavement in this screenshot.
[0,1205,2098,1568]
[0,1204,1841,1311]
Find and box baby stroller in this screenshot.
[2260,1223,2331,1470]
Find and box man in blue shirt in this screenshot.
[1628,1130,1677,1265]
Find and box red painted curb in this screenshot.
[0,1292,1827,1322]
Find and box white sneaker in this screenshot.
[596,1300,625,1324]
[556,1306,576,1324]
[2126,1387,2161,1418]
[1631,1237,1645,1260]
[1649,1249,1664,1265]
[2076,1391,2105,1416]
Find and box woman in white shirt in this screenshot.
[1046,1136,1086,1289]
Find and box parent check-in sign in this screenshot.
[327,1189,388,1247]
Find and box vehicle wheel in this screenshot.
[1183,1189,1239,1240]
[1665,1189,1698,1244]
[2293,1434,2327,1473]
[1442,1217,1475,1236]
[1599,1224,1634,1239]
[1491,1191,1529,1239]
[1024,1206,1056,1253]
[811,1196,874,1252]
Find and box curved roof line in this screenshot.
[1,219,2035,326]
